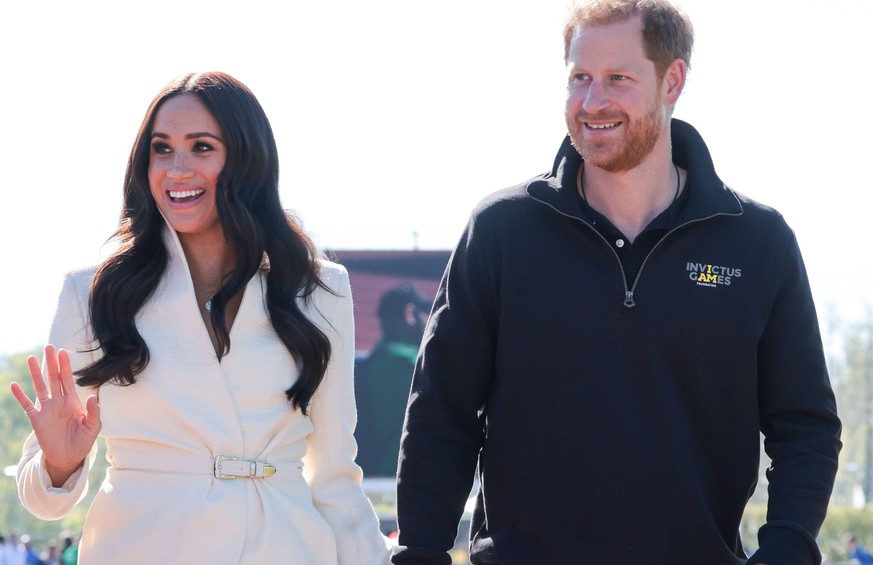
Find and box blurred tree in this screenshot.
[0,351,98,547]
[835,315,873,505]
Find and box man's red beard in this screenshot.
[567,102,664,173]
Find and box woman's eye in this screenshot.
[194,141,214,152]
[151,142,171,154]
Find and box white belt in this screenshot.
[213,455,277,479]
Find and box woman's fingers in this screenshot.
[28,345,73,403]
[58,348,75,397]
[26,355,49,402]
[43,344,60,399]
[84,395,102,434]
[9,381,36,414]
[14,345,81,420]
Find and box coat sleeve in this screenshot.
[302,266,392,565]
[17,270,100,520]
[748,232,841,565]
[393,214,498,564]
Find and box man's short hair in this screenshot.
[563,0,694,80]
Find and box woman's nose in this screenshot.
[167,152,193,179]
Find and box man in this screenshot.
[355,284,430,477]
[19,536,45,565]
[58,538,76,565]
[43,544,60,565]
[2,533,26,565]
[392,1,841,564]
[848,536,873,564]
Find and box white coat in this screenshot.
[16,226,392,565]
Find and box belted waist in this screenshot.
[213,455,275,479]
[108,451,301,479]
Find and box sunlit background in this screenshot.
[2,0,871,356]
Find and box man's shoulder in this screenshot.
[729,189,793,233]
[469,173,551,220]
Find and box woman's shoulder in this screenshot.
[315,257,349,291]
[66,264,101,281]
[58,264,101,297]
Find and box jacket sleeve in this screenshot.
[747,232,841,565]
[302,267,392,565]
[393,215,498,564]
[17,270,100,520]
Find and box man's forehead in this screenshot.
[568,18,647,64]
[570,13,643,41]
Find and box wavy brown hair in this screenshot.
[76,72,331,413]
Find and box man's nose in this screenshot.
[582,80,610,114]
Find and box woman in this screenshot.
[10,72,391,564]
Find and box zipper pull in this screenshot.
[623,291,636,308]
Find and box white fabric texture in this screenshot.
[16,226,391,565]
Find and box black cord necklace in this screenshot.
[671,162,681,201]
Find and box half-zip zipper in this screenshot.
[530,193,742,308]
[623,211,741,307]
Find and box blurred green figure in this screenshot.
[355,284,430,477]
[60,536,77,565]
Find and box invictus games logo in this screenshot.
[686,262,742,287]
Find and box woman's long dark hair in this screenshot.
[76,72,331,413]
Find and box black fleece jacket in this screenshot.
[393,120,841,565]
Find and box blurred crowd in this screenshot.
[0,531,79,565]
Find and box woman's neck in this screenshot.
[178,231,236,290]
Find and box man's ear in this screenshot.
[663,58,687,105]
[404,304,418,326]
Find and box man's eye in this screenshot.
[611,75,628,81]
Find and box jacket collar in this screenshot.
[158,216,270,276]
[527,118,743,224]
